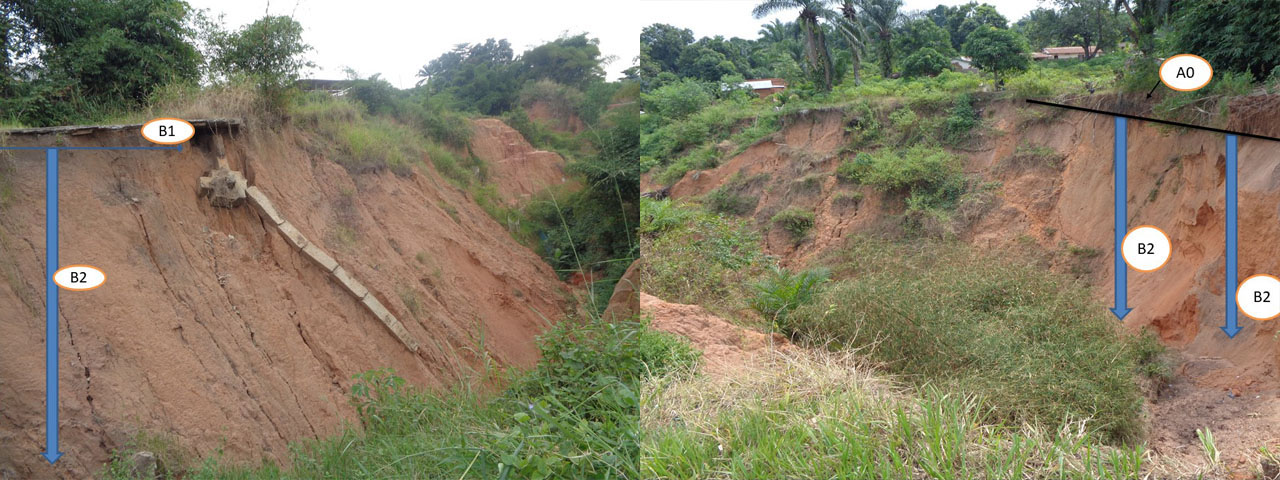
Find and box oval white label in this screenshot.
[1159,54,1213,92]
[53,265,106,291]
[140,118,194,145]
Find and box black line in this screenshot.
[1025,99,1280,143]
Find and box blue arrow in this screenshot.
[43,148,62,463]
[0,144,185,464]
[1111,117,1131,319]
[1223,135,1242,338]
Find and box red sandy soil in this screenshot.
[640,293,790,376]
[526,100,586,134]
[468,118,570,205]
[659,95,1280,472]
[0,121,571,478]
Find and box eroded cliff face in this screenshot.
[663,96,1280,409]
[0,121,572,478]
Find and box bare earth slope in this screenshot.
[660,96,1280,471]
[468,118,569,205]
[0,121,570,478]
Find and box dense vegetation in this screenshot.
[638,199,1171,477]
[107,317,700,479]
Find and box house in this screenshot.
[739,78,787,98]
[950,56,977,72]
[295,79,351,95]
[1034,46,1103,60]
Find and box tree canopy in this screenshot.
[1,0,200,125]
[962,25,1029,80]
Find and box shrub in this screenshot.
[704,185,758,216]
[854,146,966,214]
[749,266,830,334]
[836,152,874,183]
[641,78,714,120]
[641,200,764,311]
[771,208,815,240]
[941,93,979,146]
[788,237,1165,444]
[902,47,951,78]
[1001,141,1065,170]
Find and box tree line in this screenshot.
[632,0,1280,92]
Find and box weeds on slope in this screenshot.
[788,236,1170,444]
[109,316,699,479]
[640,348,1149,479]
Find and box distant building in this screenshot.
[950,56,976,72]
[739,78,787,98]
[1034,46,1103,60]
[295,79,351,95]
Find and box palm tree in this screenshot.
[856,0,902,78]
[753,0,836,91]
[825,0,868,85]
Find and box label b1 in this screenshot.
[141,118,194,145]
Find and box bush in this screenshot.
[641,199,764,312]
[854,145,965,213]
[902,47,951,78]
[641,78,714,120]
[941,93,979,146]
[771,208,815,240]
[749,266,830,334]
[788,237,1165,444]
[702,172,763,216]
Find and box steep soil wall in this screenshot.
[0,122,571,478]
[469,118,569,205]
[526,100,585,134]
[665,96,1280,396]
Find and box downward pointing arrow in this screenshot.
[1112,116,1131,320]
[44,148,62,463]
[1223,135,1242,339]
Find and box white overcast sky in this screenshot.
[187,0,1042,89]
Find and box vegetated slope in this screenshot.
[0,120,573,478]
[657,94,1280,468]
[468,118,570,205]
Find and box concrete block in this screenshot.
[198,176,214,198]
[206,168,247,208]
[331,266,369,299]
[275,221,308,249]
[301,242,339,272]
[362,295,420,352]
[245,186,286,225]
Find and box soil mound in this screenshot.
[640,293,789,375]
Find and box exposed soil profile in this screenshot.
[650,94,1280,472]
[0,120,575,479]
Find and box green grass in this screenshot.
[108,317,699,479]
[1001,141,1066,171]
[770,207,815,241]
[640,349,1149,479]
[788,236,1168,444]
[640,198,765,315]
[702,172,764,216]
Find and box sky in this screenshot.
[187,0,1041,89]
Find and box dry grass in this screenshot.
[638,344,1153,479]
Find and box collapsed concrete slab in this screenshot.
[275,221,309,250]
[301,243,339,273]
[198,167,247,208]
[331,266,369,299]
[245,186,286,225]
[362,295,421,352]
